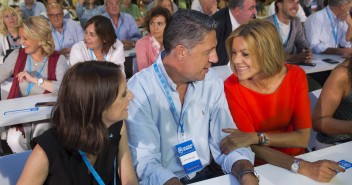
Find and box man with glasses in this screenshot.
[20,0,46,19]
[305,0,352,55]
[48,3,83,58]
[103,0,141,50]
[211,0,257,66]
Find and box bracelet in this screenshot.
[239,170,260,182]
[257,132,269,145]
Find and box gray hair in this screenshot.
[163,9,217,54]
[228,0,245,9]
[329,0,352,6]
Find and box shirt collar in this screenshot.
[229,9,240,31]
[326,6,337,20]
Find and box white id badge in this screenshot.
[175,140,203,174]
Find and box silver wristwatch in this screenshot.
[290,159,301,173]
[37,78,44,86]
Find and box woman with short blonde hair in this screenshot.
[0,6,22,63]
[222,20,344,182]
[0,16,69,154]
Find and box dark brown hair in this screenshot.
[143,6,172,33]
[85,15,117,54]
[52,61,124,154]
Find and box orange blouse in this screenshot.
[224,64,311,160]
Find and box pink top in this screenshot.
[135,34,161,71]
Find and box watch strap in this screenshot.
[239,169,260,182]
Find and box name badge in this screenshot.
[175,140,203,174]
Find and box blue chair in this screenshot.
[0,151,32,185]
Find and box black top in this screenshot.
[34,121,123,185]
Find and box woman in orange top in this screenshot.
[222,20,343,183]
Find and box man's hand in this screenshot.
[300,160,345,182]
[164,177,182,185]
[241,173,259,185]
[232,160,258,185]
[122,40,135,50]
[59,48,71,58]
[220,129,257,154]
[287,48,312,63]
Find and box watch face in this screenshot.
[291,160,300,173]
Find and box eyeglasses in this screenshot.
[48,13,63,18]
[106,2,120,7]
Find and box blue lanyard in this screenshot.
[25,55,47,96]
[89,49,106,61]
[326,8,338,47]
[52,23,66,50]
[153,63,189,140]
[7,33,20,49]
[79,150,117,185]
[273,14,292,49]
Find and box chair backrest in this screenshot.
[307,89,322,152]
[0,151,32,185]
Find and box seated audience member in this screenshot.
[127,10,257,185]
[69,15,125,69]
[0,6,22,64]
[103,0,141,50]
[212,0,256,66]
[268,0,307,23]
[305,0,352,55]
[147,0,178,14]
[313,58,352,149]
[17,62,137,185]
[120,0,143,26]
[0,16,68,153]
[191,0,218,16]
[40,0,71,19]
[10,5,25,19]
[47,3,83,59]
[9,0,25,6]
[135,7,171,71]
[223,20,344,182]
[20,0,46,19]
[76,0,105,28]
[265,0,312,63]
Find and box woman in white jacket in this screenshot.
[0,6,22,64]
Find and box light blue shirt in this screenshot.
[20,1,46,19]
[51,19,84,51]
[305,6,351,53]
[75,3,106,28]
[126,52,255,185]
[103,12,141,41]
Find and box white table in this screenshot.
[212,54,345,81]
[191,141,352,185]
[0,93,57,127]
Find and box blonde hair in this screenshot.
[0,6,22,36]
[225,19,285,78]
[21,16,55,56]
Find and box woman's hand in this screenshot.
[17,71,36,84]
[220,128,257,154]
[300,160,345,182]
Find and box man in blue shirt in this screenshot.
[103,0,141,50]
[20,0,46,19]
[47,3,83,59]
[126,10,258,185]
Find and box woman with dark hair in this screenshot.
[69,15,125,70]
[313,58,352,149]
[17,62,137,185]
[0,16,68,154]
[135,7,171,71]
[76,0,105,28]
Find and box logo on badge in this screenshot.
[178,147,184,154]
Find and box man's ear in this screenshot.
[174,45,186,61]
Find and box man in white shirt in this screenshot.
[212,0,256,66]
[305,0,352,55]
[20,0,46,19]
[268,0,307,23]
